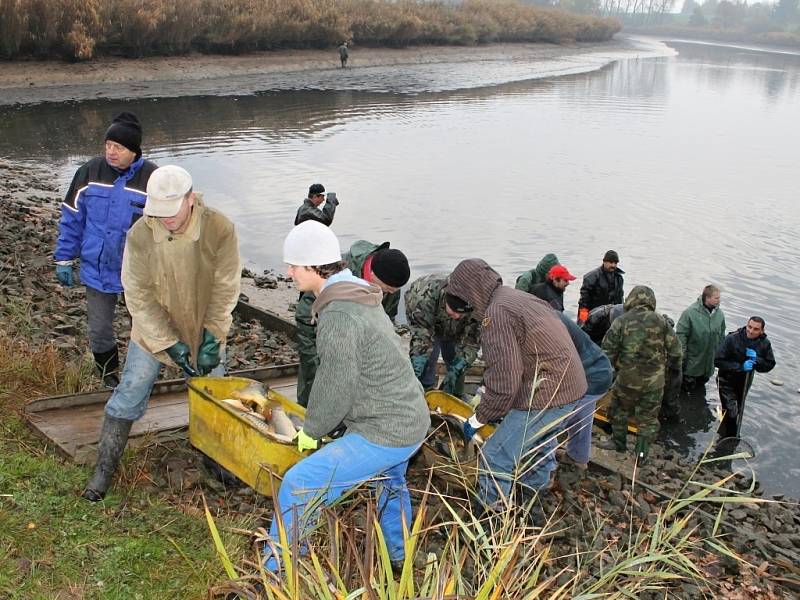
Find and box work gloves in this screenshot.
[468,386,485,409]
[55,263,74,287]
[462,414,483,443]
[742,359,756,372]
[442,357,468,395]
[166,341,199,377]
[196,329,221,375]
[577,307,590,324]
[296,428,318,452]
[411,355,428,379]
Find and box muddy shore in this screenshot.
[2,158,799,596]
[0,39,640,105]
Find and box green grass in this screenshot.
[0,415,250,600]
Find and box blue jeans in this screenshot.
[420,338,456,389]
[478,398,580,506]
[563,393,604,465]
[105,340,225,421]
[265,433,421,570]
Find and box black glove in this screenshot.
[166,341,199,377]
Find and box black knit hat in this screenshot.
[371,248,410,288]
[603,250,620,263]
[105,112,142,157]
[444,292,473,314]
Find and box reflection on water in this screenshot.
[1,38,798,494]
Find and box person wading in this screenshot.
[578,250,624,324]
[600,286,682,463]
[714,316,776,439]
[676,285,726,391]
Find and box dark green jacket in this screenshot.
[404,273,480,366]
[295,240,401,399]
[343,240,401,320]
[515,253,559,294]
[676,297,726,379]
[294,197,337,227]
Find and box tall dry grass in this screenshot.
[0,0,621,60]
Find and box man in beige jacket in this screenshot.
[82,165,241,502]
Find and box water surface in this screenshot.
[1,37,798,494]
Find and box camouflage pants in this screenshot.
[608,384,662,443]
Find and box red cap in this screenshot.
[548,265,576,281]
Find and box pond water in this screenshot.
[1,36,798,495]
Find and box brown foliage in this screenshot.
[0,0,621,60]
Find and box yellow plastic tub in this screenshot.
[187,376,307,496]
[425,390,495,439]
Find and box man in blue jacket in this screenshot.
[54,112,158,387]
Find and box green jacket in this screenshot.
[404,273,480,366]
[602,286,682,392]
[676,297,726,379]
[343,240,401,321]
[295,240,402,401]
[515,253,560,294]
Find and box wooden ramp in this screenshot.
[24,364,298,465]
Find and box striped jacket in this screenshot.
[447,259,587,422]
[54,156,157,293]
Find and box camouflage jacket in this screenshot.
[404,273,480,365]
[515,253,560,294]
[602,285,682,392]
[294,197,337,227]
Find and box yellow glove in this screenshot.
[296,428,319,452]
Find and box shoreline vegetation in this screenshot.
[0,0,620,62]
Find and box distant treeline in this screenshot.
[0,0,621,61]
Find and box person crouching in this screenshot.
[265,221,430,572]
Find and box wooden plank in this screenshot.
[24,365,299,464]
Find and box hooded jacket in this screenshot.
[515,253,560,294]
[602,286,682,392]
[676,297,726,379]
[121,195,241,368]
[447,259,587,423]
[305,276,430,447]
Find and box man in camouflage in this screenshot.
[294,240,410,406]
[601,285,682,462]
[405,273,481,398]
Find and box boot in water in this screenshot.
[82,414,133,502]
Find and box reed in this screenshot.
[0,0,621,60]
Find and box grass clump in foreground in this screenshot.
[0,0,621,61]
[0,329,253,599]
[209,440,783,599]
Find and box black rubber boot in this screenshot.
[82,414,133,502]
[93,347,120,389]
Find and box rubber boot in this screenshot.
[82,414,133,502]
[634,436,651,465]
[598,428,627,453]
[93,347,120,389]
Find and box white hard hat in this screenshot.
[145,165,193,217]
[283,221,342,266]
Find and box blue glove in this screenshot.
[462,414,483,443]
[55,264,74,287]
[410,355,428,379]
[442,357,468,395]
[166,341,199,377]
[742,359,755,372]
[745,348,757,361]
